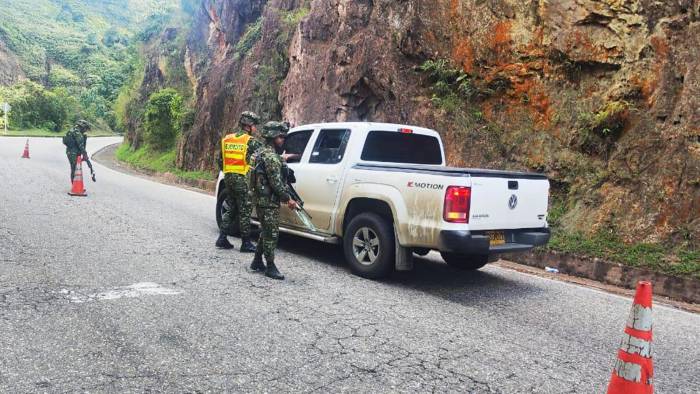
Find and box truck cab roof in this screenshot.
[290,122,440,138]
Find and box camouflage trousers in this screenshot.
[67,152,79,182]
[220,173,253,238]
[255,206,280,262]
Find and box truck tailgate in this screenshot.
[468,176,549,230]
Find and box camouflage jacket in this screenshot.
[252,145,291,208]
[64,128,87,156]
[217,129,264,171]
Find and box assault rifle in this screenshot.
[83,155,97,182]
[285,168,316,232]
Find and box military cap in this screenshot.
[75,119,91,132]
[262,121,289,139]
[239,111,261,126]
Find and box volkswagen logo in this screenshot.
[508,194,518,210]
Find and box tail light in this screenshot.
[398,128,413,134]
[444,186,471,223]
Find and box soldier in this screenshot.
[250,121,300,280]
[63,120,91,182]
[216,111,264,252]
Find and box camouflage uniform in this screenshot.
[250,121,292,280]
[219,131,263,238]
[253,145,291,262]
[64,121,89,182]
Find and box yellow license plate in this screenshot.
[487,231,506,246]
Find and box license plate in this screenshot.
[487,231,506,246]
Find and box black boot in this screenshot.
[240,237,257,253]
[265,261,285,280]
[215,232,234,249]
[250,253,265,272]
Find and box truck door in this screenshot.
[288,128,351,233]
[279,129,314,228]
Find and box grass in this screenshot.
[545,231,699,280]
[115,143,214,181]
[1,127,117,137]
[543,199,699,280]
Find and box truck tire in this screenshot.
[343,213,395,279]
[216,188,240,237]
[440,253,489,271]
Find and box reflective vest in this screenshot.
[222,133,251,175]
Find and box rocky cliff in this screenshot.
[0,39,24,86]
[129,0,700,249]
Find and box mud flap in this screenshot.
[394,223,413,271]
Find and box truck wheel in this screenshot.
[343,213,395,279]
[216,189,240,237]
[440,253,489,271]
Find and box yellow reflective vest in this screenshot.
[221,133,251,175]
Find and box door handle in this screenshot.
[326,176,338,184]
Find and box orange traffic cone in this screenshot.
[21,139,30,158]
[68,156,88,197]
[607,281,654,394]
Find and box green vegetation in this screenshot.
[419,59,477,112]
[545,198,699,279]
[574,100,630,156]
[143,89,184,150]
[0,0,176,130]
[233,18,263,59]
[0,81,77,131]
[115,143,214,181]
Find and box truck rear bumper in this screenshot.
[438,229,550,255]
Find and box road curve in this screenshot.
[1,137,698,393]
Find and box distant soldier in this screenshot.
[63,120,92,182]
[250,121,299,280]
[216,111,264,252]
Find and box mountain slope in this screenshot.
[0,0,176,126]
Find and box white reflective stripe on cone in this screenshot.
[626,304,653,331]
[619,333,652,358]
[613,359,642,383]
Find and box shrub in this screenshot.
[234,18,263,58]
[143,88,183,150]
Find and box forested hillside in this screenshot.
[0,0,176,131]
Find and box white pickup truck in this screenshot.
[216,122,550,279]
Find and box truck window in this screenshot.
[361,131,442,165]
[309,129,351,164]
[283,130,313,163]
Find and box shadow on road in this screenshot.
[275,233,542,306]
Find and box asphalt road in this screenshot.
[1,136,698,393]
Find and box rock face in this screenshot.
[132,0,700,247]
[0,39,25,86]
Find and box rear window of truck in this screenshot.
[361,131,442,164]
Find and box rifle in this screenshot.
[83,155,97,182]
[251,154,316,232]
[285,168,316,232]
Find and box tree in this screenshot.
[143,88,183,150]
